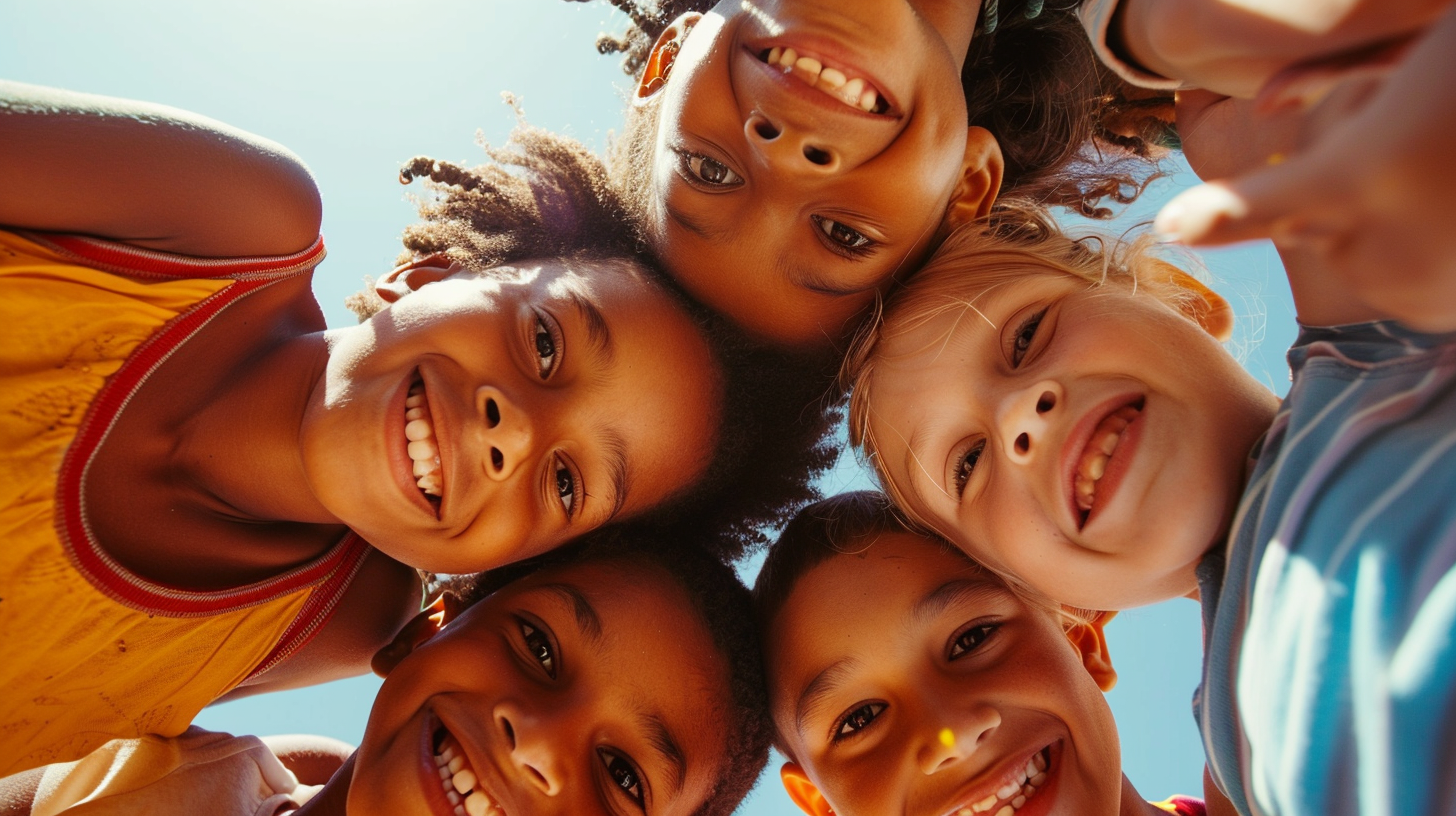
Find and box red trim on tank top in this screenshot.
[44,232,370,620]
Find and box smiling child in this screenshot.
[0,81,827,774]
[2,527,773,816]
[573,0,1168,345]
[752,492,1218,816]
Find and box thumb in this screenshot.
[1154,151,1350,247]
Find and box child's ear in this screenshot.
[780,763,836,816]
[942,126,1005,231]
[370,592,463,678]
[1147,260,1235,342]
[1065,610,1119,692]
[635,13,703,102]
[374,252,458,304]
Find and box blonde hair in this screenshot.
[842,206,1221,591]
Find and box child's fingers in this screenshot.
[1254,36,1413,114]
[1153,152,1348,248]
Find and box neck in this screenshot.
[176,327,337,525]
[1121,773,1177,816]
[296,754,354,816]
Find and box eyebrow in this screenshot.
[567,291,615,368]
[776,254,881,298]
[912,579,1009,624]
[599,427,630,521]
[665,202,730,243]
[636,708,687,799]
[538,583,603,645]
[793,657,862,739]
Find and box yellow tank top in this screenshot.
[0,230,370,775]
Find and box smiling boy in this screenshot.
[753,493,1223,816]
[1,527,772,816]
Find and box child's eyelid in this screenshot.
[597,748,650,813]
[531,307,566,379]
[829,701,886,744]
[513,612,560,678]
[550,451,584,521]
[1004,304,1052,367]
[947,436,987,501]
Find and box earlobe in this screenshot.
[1148,260,1235,342]
[370,592,462,678]
[1065,610,1119,692]
[635,13,702,102]
[781,763,835,816]
[942,126,1005,232]
[374,252,457,304]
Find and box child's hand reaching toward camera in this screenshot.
[1156,7,1456,332]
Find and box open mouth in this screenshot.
[1072,399,1144,528]
[432,723,505,816]
[949,744,1053,816]
[756,45,891,113]
[405,373,445,509]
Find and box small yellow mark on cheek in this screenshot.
[939,728,955,747]
[1266,152,1286,166]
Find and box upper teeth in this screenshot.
[764,46,884,112]
[435,734,503,816]
[1074,406,1141,513]
[955,748,1050,816]
[406,381,444,498]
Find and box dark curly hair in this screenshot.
[443,523,775,816]
[349,124,838,561]
[569,0,1168,221]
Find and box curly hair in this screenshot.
[350,124,837,561]
[569,0,1169,223]
[444,523,774,816]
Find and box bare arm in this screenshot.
[259,735,354,787]
[1115,0,1450,96]
[0,81,321,257]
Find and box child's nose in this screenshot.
[1000,381,1062,464]
[476,386,534,482]
[917,701,1002,775]
[744,111,842,174]
[494,701,565,797]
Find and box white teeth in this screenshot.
[447,755,464,774]
[767,46,782,64]
[973,794,997,812]
[404,380,444,499]
[434,734,503,816]
[1030,773,1046,786]
[957,750,1053,816]
[996,781,1020,799]
[1073,406,1142,514]
[1024,759,1038,778]
[446,790,461,805]
[995,807,1014,816]
[1034,751,1047,772]
[817,66,846,89]
[778,47,798,67]
[452,769,476,794]
[464,792,492,816]
[1012,796,1026,809]
[794,56,822,79]
[841,77,864,104]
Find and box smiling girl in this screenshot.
[571,0,1168,345]
[0,81,816,775]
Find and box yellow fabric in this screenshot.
[0,231,312,775]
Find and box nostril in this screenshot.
[485,398,501,427]
[752,119,779,140]
[803,145,832,166]
[1015,432,1031,454]
[1036,391,1056,414]
[502,717,516,749]
[491,448,504,471]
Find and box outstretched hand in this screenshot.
[1155,7,1456,332]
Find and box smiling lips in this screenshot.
[1072,403,1143,517]
[951,746,1052,816]
[759,46,889,113]
[434,727,505,816]
[405,376,445,505]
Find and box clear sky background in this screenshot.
[2,1,1297,812]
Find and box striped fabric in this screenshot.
[1077,0,1184,90]
[1198,321,1456,815]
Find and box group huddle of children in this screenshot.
[2,0,1453,813]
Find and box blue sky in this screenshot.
[2,1,1296,812]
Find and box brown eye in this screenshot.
[949,623,998,659]
[519,621,555,678]
[598,749,646,808]
[1011,309,1046,367]
[813,215,876,256]
[533,316,559,378]
[953,440,986,498]
[834,702,886,740]
[681,152,743,187]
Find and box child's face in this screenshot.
[641,1,989,345]
[765,531,1122,816]
[865,271,1277,609]
[350,558,732,816]
[302,258,721,574]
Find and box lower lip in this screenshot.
[417,712,458,816]
[388,372,439,520]
[1082,408,1144,531]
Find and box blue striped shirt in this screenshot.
[1198,320,1456,815]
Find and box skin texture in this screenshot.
[333,559,733,816]
[764,531,1167,816]
[866,272,1279,609]
[636,0,1002,346]
[299,257,722,574]
[1159,3,1456,333]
